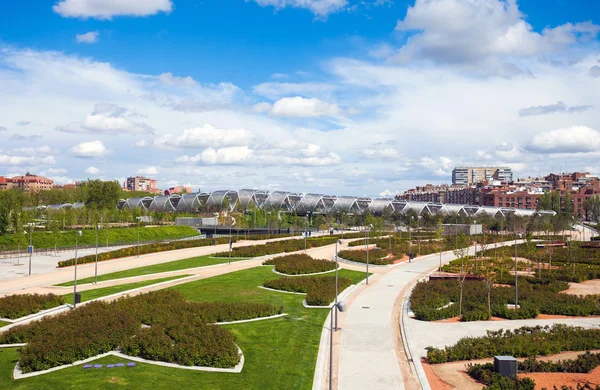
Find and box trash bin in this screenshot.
[74,293,81,304]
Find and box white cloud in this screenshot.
[251,0,348,19]
[70,140,107,158]
[272,73,288,80]
[158,72,197,87]
[271,96,342,117]
[361,147,401,159]
[53,0,173,20]
[0,155,55,166]
[378,189,396,197]
[527,126,600,154]
[253,82,336,100]
[393,0,600,71]
[519,101,592,117]
[45,168,68,175]
[168,124,256,149]
[85,166,100,175]
[590,65,600,78]
[177,147,254,165]
[253,102,273,113]
[57,103,154,134]
[137,166,159,175]
[49,176,75,185]
[0,126,6,131]
[75,31,99,44]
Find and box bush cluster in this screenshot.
[426,324,600,364]
[466,363,535,389]
[337,249,397,265]
[263,254,336,275]
[213,236,340,258]
[0,293,65,319]
[410,278,599,322]
[58,237,236,267]
[0,290,281,372]
[263,275,352,306]
[519,351,600,373]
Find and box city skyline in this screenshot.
[1,0,600,197]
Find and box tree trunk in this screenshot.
[487,286,491,317]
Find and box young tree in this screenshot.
[453,232,469,317]
[435,220,444,271]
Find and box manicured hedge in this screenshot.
[337,249,397,265]
[0,290,281,372]
[263,275,352,306]
[519,351,600,373]
[410,278,599,322]
[0,293,64,319]
[426,324,600,364]
[466,363,535,389]
[213,236,340,258]
[263,254,336,275]
[58,237,237,267]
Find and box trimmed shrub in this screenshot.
[0,290,281,372]
[467,363,536,389]
[337,249,397,265]
[58,237,236,267]
[263,275,353,306]
[519,352,600,373]
[263,253,336,275]
[213,236,341,258]
[0,293,64,319]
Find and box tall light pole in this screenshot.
[365,224,372,285]
[73,230,82,308]
[305,216,308,251]
[28,222,34,276]
[137,217,141,257]
[514,217,518,310]
[329,301,346,390]
[267,212,272,239]
[214,212,219,245]
[94,223,99,284]
[334,239,342,331]
[228,220,232,265]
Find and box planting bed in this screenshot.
[337,248,397,265]
[263,275,353,306]
[0,293,64,319]
[263,253,335,275]
[212,236,340,258]
[0,290,281,373]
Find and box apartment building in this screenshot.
[125,176,160,194]
[451,166,513,186]
[0,173,54,192]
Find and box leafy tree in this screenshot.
[453,232,469,317]
[80,180,122,210]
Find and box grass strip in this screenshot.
[0,320,9,328]
[61,275,191,304]
[55,255,247,286]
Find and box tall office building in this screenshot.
[452,167,513,186]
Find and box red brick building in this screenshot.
[0,173,54,192]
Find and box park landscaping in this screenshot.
[58,236,236,267]
[337,248,398,265]
[0,293,64,319]
[0,225,199,252]
[263,275,353,306]
[0,265,367,389]
[263,253,336,275]
[213,236,342,258]
[56,254,247,286]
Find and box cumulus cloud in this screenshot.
[271,96,342,117]
[0,126,6,131]
[527,126,600,154]
[137,166,159,175]
[17,121,31,126]
[253,102,273,113]
[166,124,256,149]
[590,65,600,78]
[57,103,154,134]
[158,72,197,87]
[415,156,453,176]
[10,135,41,141]
[519,101,592,117]
[378,189,397,197]
[70,140,107,158]
[392,0,600,70]
[250,0,348,19]
[45,168,68,175]
[0,147,56,166]
[361,148,401,159]
[75,31,99,44]
[253,82,336,100]
[85,166,100,175]
[53,0,173,20]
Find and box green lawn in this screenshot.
[0,320,9,328]
[0,225,199,251]
[61,275,192,304]
[2,267,367,389]
[55,255,249,286]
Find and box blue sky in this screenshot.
[0,0,600,196]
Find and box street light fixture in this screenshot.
[334,239,343,331]
[136,217,141,257]
[365,224,372,285]
[214,212,219,245]
[94,223,99,284]
[73,230,83,308]
[27,222,34,276]
[329,301,346,390]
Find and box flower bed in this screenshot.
[263,254,336,275]
[337,249,397,265]
[410,278,599,322]
[426,325,600,364]
[0,290,281,373]
[212,236,340,258]
[58,237,237,267]
[263,275,352,306]
[0,293,64,319]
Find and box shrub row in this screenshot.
[337,249,397,265]
[410,278,599,322]
[519,351,600,373]
[466,363,535,389]
[58,237,237,267]
[263,275,352,306]
[426,324,600,364]
[0,290,281,372]
[263,253,336,275]
[0,293,65,319]
[213,236,341,258]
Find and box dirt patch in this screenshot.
[435,316,462,323]
[521,365,600,389]
[562,279,600,296]
[422,361,454,390]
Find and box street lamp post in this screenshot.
[514,218,518,310]
[73,230,82,308]
[334,239,343,331]
[28,222,34,276]
[229,222,232,265]
[94,223,99,284]
[365,224,372,285]
[137,218,141,257]
[214,212,219,245]
[305,217,308,252]
[267,212,272,239]
[329,301,346,390]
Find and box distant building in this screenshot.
[164,185,193,195]
[125,176,160,194]
[0,173,53,192]
[451,166,513,186]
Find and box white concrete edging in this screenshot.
[0,304,70,324]
[271,267,336,277]
[214,313,288,325]
[258,286,306,295]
